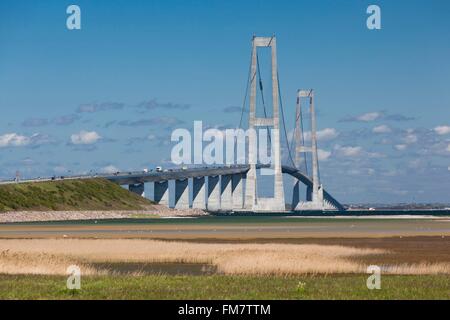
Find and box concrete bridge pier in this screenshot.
[295,184,325,211]
[318,184,324,203]
[152,181,169,206]
[292,181,300,210]
[192,177,206,209]
[128,183,145,197]
[220,175,232,211]
[174,179,189,209]
[306,185,312,201]
[207,175,220,211]
[232,173,244,210]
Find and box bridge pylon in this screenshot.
[244,36,285,212]
[292,89,334,210]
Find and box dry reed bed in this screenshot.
[0,239,449,275]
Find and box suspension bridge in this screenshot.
[1,36,344,212]
[98,35,343,212]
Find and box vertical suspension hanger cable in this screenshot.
[277,71,295,167]
[256,52,272,146]
[238,48,254,129]
[289,96,301,170]
[290,94,309,174]
[300,102,308,175]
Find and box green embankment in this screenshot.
[0,178,154,212]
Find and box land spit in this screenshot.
[0,208,207,223]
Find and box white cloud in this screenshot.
[356,112,381,122]
[304,128,339,141]
[408,159,423,169]
[348,168,375,176]
[382,169,399,177]
[367,152,384,158]
[0,133,30,147]
[402,130,418,144]
[334,145,363,157]
[318,149,331,161]
[395,144,407,151]
[70,130,101,145]
[20,157,36,166]
[347,168,375,176]
[100,165,119,174]
[316,128,339,140]
[372,125,391,134]
[147,134,156,141]
[434,125,450,135]
[424,142,450,156]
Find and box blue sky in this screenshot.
[0,0,449,203]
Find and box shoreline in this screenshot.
[1,209,450,224]
[0,208,208,223]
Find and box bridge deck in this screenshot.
[105,165,344,211]
[0,165,344,211]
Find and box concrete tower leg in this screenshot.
[292,90,303,211]
[270,37,285,210]
[174,179,189,209]
[318,184,324,204]
[232,173,244,210]
[207,176,220,211]
[306,185,312,202]
[152,181,169,206]
[128,183,145,197]
[192,177,206,209]
[310,92,320,204]
[292,181,300,210]
[244,37,258,210]
[220,175,232,211]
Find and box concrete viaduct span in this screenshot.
[105,164,344,212]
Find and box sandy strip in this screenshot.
[0,208,207,223]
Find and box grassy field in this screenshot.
[0,274,449,299]
[0,178,154,212]
[1,219,449,300]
